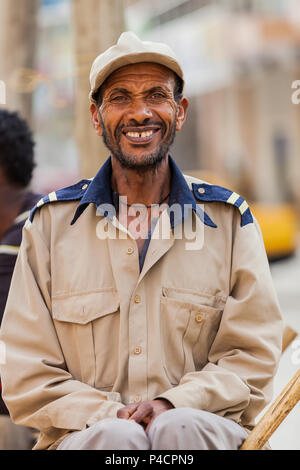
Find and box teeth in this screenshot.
[127,132,139,137]
[126,130,154,138]
[141,130,153,137]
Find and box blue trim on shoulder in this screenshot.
[29,179,92,223]
[192,183,253,227]
[239,207,253,227]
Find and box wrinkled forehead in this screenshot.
[101,62,176,92]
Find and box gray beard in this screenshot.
[100,115,176,173]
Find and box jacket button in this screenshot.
[198,187,205,194]
[82,184,88,190]
[127,247,134,255]
[195,314,203,323]
[134,346,142,355]
[134,395,142,403]
[134,295,141,304]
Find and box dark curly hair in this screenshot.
[0,109,36,187]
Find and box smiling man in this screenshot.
[93,62,183,169]
[0,32,283,451]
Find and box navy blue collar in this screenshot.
[71,156,216,228]
[71,157,113,225]
[167,157,216,228]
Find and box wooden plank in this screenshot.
[240,369,300,450]
[282,325,297,353]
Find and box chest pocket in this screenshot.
[52,289,120,389]
[160,287,223,385]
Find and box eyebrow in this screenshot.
[147,86,169,95]
[108,88,130,96]
[107,86,169,97]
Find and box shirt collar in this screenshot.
[71,157,113,225]
[168,156,216,228]
[71,156,216,228]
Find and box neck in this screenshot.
[110,155,171,206]
[0,183,27,239]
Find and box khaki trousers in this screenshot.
[57,408,248,450]
[0,415,35,450]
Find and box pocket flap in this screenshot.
[52,289,120,324]
[161,286,225,311]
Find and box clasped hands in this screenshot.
[117,398,174,433]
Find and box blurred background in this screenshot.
[0,0,299,449]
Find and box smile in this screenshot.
[122,127,161,143]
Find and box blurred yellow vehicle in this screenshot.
[250,203,299,260]
[186,170,299,260]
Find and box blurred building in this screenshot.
[126,0,300,207]
[32,0,79,193]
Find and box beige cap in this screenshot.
[89,31,184,103]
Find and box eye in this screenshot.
[110,95,129,103]
[149,92,165,100]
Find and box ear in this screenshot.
[90,103,103,136]
[175,97,189,132]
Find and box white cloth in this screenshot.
[57,408,248,450]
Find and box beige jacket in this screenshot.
[0,158,283,450]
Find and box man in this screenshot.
[0,32,283,450]
[0,109,41,449]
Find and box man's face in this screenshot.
[90,63,188,170]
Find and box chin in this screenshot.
[117,151,166,170]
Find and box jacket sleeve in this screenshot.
[0,215,124,439]
[157,212,283,426]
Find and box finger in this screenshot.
[129,402,153,423]
[117,404,139,419]
[142,415,151,424]
[117,409,131,419]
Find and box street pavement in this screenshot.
[257,250,300,450]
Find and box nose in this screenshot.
[126,99,153,124]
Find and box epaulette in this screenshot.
[192,183,253,227]
[29,179,92,223]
